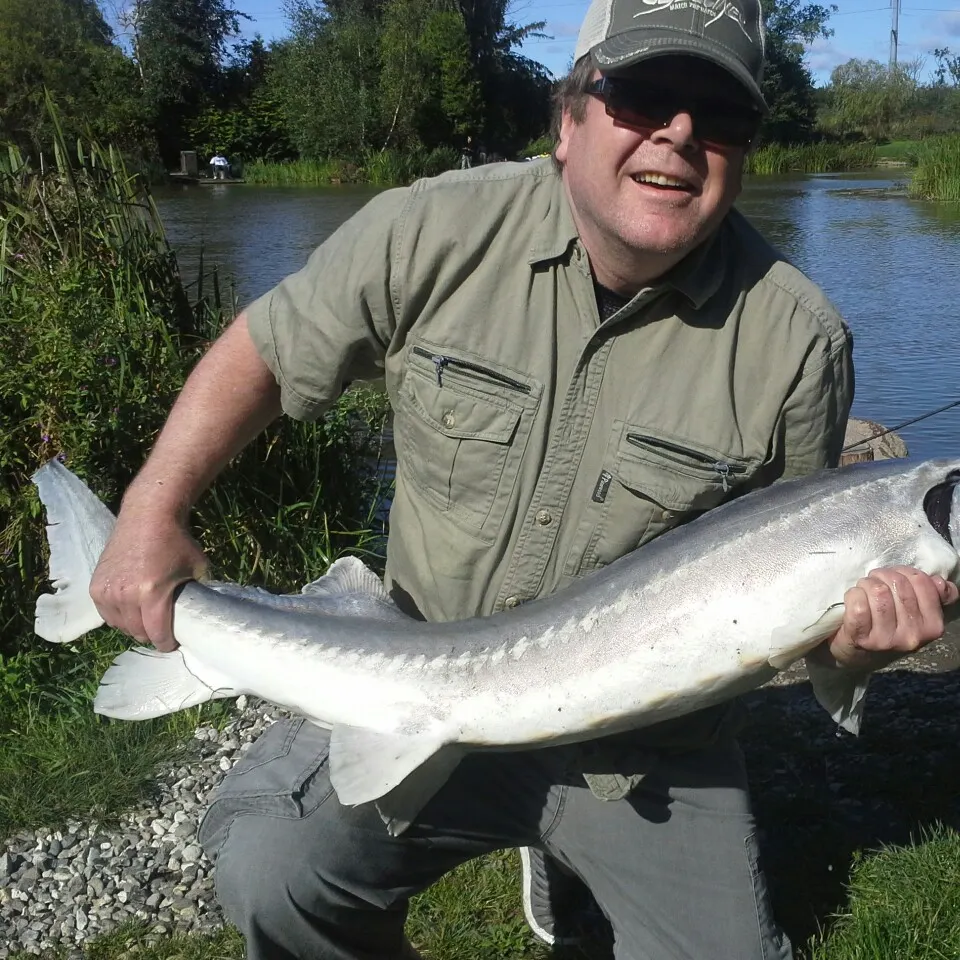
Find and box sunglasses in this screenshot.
[587,77,761,149]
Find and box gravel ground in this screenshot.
[3,624,960,958]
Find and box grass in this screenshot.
[244,146,460,187]
[876,139,922,164]
[909,135,960,201]
[807,826,960,960]
[745,142,878,175]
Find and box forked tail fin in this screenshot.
[32,458,114,643]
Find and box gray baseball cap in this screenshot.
[575,0,768,111]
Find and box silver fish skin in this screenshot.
[32,457,960,828]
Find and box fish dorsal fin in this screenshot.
[301,556,390,601]
[32,459,114,643]
[328,722,451,811]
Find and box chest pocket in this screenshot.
[393,342,540,541]
[568,421,762,575]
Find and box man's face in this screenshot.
[555,56,758,282]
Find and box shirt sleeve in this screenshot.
[779,323,855,478]
[245,186,411,421]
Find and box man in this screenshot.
[90,0,957,956]
[209,153,230,180]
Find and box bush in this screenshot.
[909,135,960,201]
[0,126,391,669]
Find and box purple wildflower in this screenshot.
[41,433,51,444]
[56,452,66,463]
[104,356,118,367]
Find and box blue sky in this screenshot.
[152,0,960,86]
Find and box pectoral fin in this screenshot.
[374,745,466,836]
[328,722,455,817]
[804,656,870,734]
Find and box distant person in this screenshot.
[209,153,230,180]
[459,137,473,169]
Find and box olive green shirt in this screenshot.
[248,158,853,610]
[246,159,854,764]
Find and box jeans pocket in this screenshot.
[198,717,333,864]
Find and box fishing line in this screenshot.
[842,397,960,452]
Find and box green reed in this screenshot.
[908,135,960,201]
[245,146,461,187]
[745,143,878,175]
[1,103,391,667]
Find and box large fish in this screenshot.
[32,457,960,831]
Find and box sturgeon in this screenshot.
[33,457,960,830]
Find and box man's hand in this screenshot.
[822,566,959,671]
[90,511,208,652]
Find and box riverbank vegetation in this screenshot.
[0,121,391,833]
[908,135,960,201]
[746,142,878,174]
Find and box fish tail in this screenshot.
[32,459,114,644]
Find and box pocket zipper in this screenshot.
[412,346,532,394]
[626,433,746,492]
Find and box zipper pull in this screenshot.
[714,462,730,492]
[431,355,449,387]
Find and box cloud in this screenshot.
[805,37,856,79]
[542,20,581,40]
[927,10,960,38]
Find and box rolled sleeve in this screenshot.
[780,324,855,478]
[245,187,409,421]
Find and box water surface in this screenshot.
[154,171,960,459]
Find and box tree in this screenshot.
[0,0,147,152]
[933,47,960,87]
[270,0,382,159]
[134,0,250,160]
[379,0,481,149]
[824,58,922,140]
[759,0,836,142]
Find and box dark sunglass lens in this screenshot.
[697,111,759,147]
[605,81,674,130]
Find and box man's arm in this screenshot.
[89,313,282,651]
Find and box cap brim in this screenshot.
[592,32,768,113]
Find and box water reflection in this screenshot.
[153,170,960,459]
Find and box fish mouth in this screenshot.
[923,469,960,545]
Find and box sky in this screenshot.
[217,0,960,86]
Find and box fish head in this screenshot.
[920,461,960,556]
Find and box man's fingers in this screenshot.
[141,589,180,652]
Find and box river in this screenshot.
[154,169,960,460]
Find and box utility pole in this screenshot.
[889,0,900,67]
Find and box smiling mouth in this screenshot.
[631,172,691,190]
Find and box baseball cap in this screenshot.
[575,0,768,111]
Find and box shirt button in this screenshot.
[441,411,456,429]
[663,509,676,520]
[535,509,553,526]
[504,596,521,608]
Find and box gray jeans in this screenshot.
[198,717,791,960]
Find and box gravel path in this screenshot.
[0,696,285,958]
[4,623,960,958]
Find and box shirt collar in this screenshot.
[527,166,581,265]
